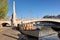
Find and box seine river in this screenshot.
[39,36,59,40]
[19,25,60,40]
[20,31,60,40]
[28,34,59,40]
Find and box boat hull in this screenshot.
[19,28,57,37]
[20,30,40,38]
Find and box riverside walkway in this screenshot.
[0,27,20,40]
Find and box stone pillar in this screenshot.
[11,1,17,27]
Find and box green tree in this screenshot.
[0,0,8,19]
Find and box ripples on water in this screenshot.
[20,32,60,40]
[27,36,59,40]
[20,36,59,40]
[27,32,59,40]
[20,35,60,40]
[39,36,59,40]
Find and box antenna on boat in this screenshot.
[21,12,23,24]
[30,10,33,19]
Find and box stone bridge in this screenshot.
[0,18,60,27]
[21,18,60,23]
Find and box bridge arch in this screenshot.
[2,23,10,27]
[40,21,60,26]
[38,21,60,32]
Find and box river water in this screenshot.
[20,31,59,40]
[39,35,59,40]
[19,25,60,40]
[27,34,59,40]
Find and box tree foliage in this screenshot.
[43,15,57,18]
[0,0,8,19]
[43,15,60,19]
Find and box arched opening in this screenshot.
[2,23,10,27]
[40,21,60,32]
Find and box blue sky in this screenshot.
[7,0,60,19]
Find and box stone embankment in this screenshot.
[0,24,3,30]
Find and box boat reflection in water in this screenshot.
[18,22,58,40]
